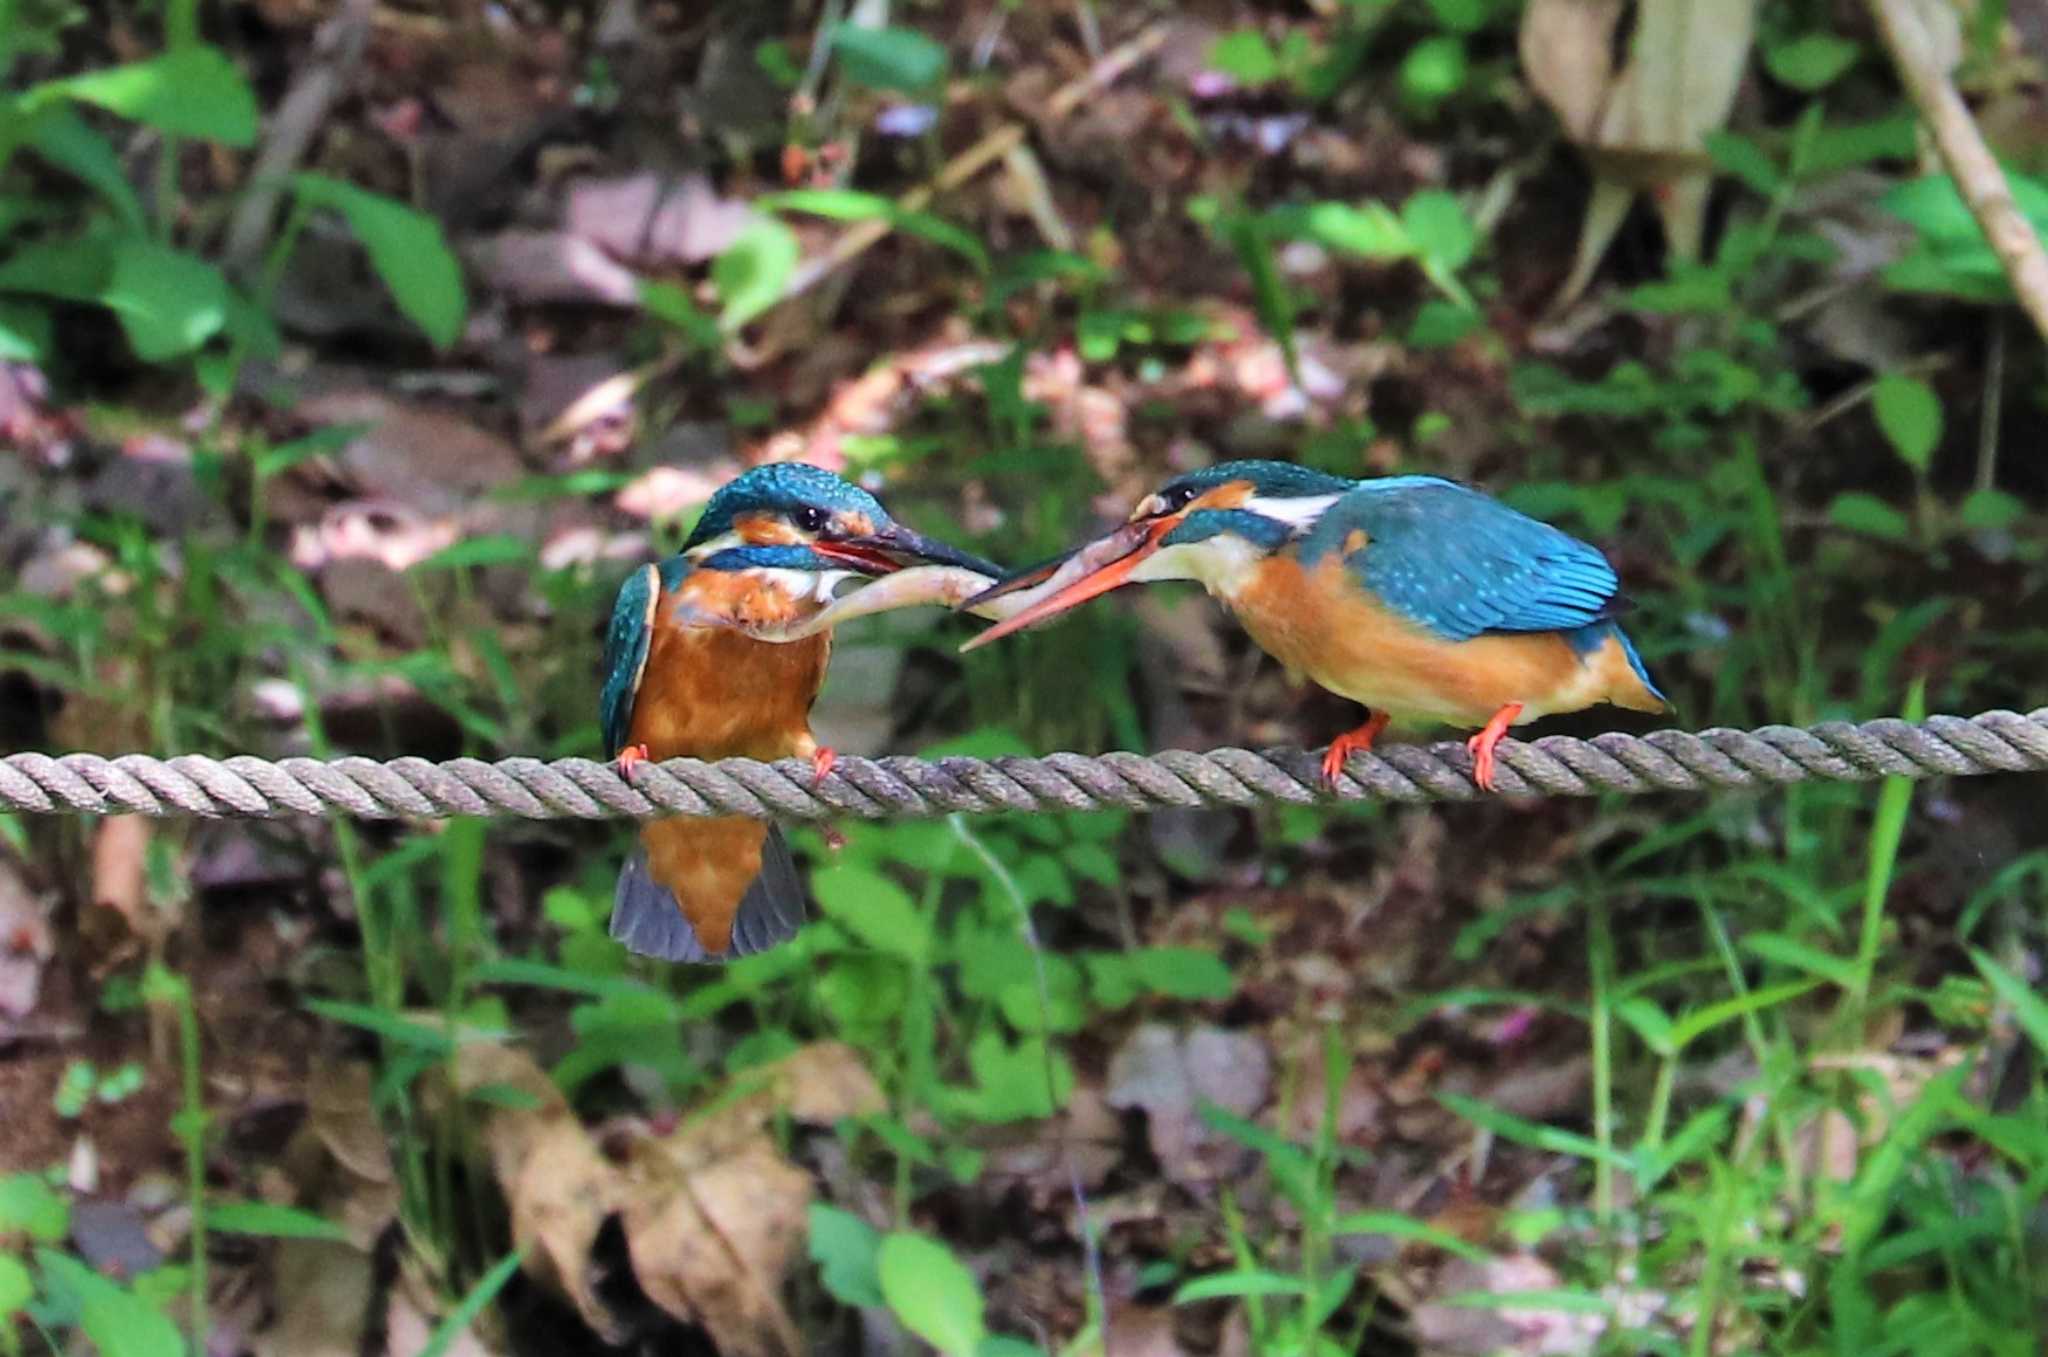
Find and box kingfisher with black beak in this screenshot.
[602,462,998,962]
[962,460,1666,790]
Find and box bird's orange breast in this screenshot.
[627,585,832,764]
[1226,553,1630,728]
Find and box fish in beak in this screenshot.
[958,516,1177,652]
[812,523,1002,579]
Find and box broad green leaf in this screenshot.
[1209,30,1281,85]
[1766,33,1860,91]
[811,864,928,961]
[36,1249,183,1357]
[1399,35,1468,104]
[1173,1271,1311,1303]
[28,107,145,228]
[1302,200,1412,259]
[760,188,896,220]
[1613,996,1675,1056]
[55,46,257,144]
[0,1172,69,1242]
[0,1253,31,1317]
[637,280,720,348]
[879,1232,985,1356]
[1705,132,1782,196]
[294,174,467,347]
[1332,1211,1491,1263]
[1129,946,1235,1000]
[411,535,534,572]
[1871,372,1941,471]
[995,954,1085,1034]
[0,298,51,362]
[809,1203,885,1308]
[102,240,226,360]
[1402,189,1476,272]
[1425,0,1493,34]
[1828,492,1910,541]
[713,217,800,332]
[208,1200,349,1242]
[831,24,949,94]
[1959,487,2024,531]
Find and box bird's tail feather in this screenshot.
[610,826,806,963]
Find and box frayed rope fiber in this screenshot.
[1,708,2044,821]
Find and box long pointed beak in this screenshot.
[958,517,1174,652]
[814,524,1002,578]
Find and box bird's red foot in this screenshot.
[1465,703,1525,792]
[1321,710,1391,784]
[616,743,651,781]
[810,746,838,788]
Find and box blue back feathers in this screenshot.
[1298,476,1621,643]
[686,463,887,547]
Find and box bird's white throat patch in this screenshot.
[1129,535,1268,600]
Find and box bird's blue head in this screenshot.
[960,460,1352,647]
[683,462,999,579]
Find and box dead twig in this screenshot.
[1868,0,2048,344]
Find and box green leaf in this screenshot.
[302,998,462,1054]
[878,1233,986,1356]
[1828,491,1911,541]
[1209,30,1281,85]
[0,298,52,362]
[1970,950,2048,1058]
[1740,932,1859,987]
[1402,189,1476,272]
[36,1249,183,1357]
[102,239,227,360]
[28,107,145,228]
[1129,947,1235,1000]
[1399,35,1468,105]
[1959,487,2024,531]
[1173,1271,1312,1303]
[208,1200,350,1242]
[1332,1210,1492,1263]
[1666,979,1822,1051]
[638,280,721,348]
[294,174,467,347]
[54,46,258,144]
[809,1204,886,1308]
[1705,132,1782,196]
[411,535,534,572]
[1613,996,1676,1056]
[1766,33,1860,91]
[831,24,949,94]
[1407,300,1481,349]
[713,217,800,332]
[0,1252,32,1317]
[420,1250,521,1357]
[1302,200,1412,259]
[1438,1091,1632,1167]
[0,1172,70,1242]
[811,864,929,961]
[1442,1287,1614,1314]
[1871,372,1942,471]
[1424,0,1493,34]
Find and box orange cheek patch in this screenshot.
[1191,480,1256,512]
[735,512,803,546]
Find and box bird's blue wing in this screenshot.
[1308,477,1621,643]
[600,563,662,758]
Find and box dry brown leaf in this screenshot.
[252,1239,375,1357]
[1520,0,1758,302]
[619,1136,808,1357]
[90,817,152,938]
[0,858,51,1025]
[1106,1024,1272,1187]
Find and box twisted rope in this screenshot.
[0,708,2043,821]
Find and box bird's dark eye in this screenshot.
[1163,485,1198,510]
[795,505,828,534]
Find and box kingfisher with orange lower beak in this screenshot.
[603,463,999,962]
[962,460,1666,790]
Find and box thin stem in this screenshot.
[1588,890,1616,1233]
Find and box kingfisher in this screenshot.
[602,462,999,962]
[962,460,1666,791]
